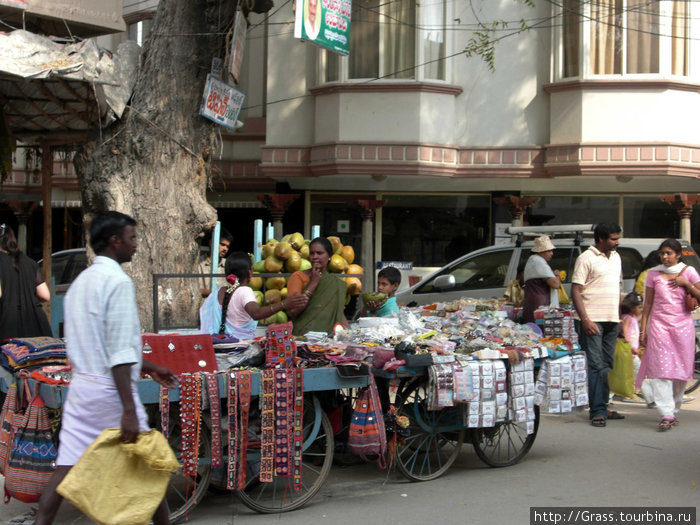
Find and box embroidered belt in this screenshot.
[274,369,292,477]
[260,369,275,483]
[236,370,252,490]
[226,372,238,491]
[160,384,170,436]
[293,368,304,493]
[180,373,202,477]
[205,372,223,469]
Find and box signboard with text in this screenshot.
[200,74,245,131]
[294,0,351,55]
[229,9,247,84]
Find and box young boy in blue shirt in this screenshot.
[362,266,401,317]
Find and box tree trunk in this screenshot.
[74,0,232,330]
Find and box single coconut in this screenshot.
[347,264,364,276]
[274,241,293,260]
[264,289,282,305]
[345,277,362,295]
[285,251,302,273]
[265,276,286,290]
[329,254,346,273]
[264,256,284,273]
[289,232,305,251]
[340,245,355,264]
[249,276,263,290]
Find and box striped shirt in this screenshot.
[571,246,622,323]
[64,256,142,383]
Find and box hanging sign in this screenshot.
[294,0,351,55]
[200,74,245,131]
[229,9,247,84]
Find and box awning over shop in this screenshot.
[0,29,139,143]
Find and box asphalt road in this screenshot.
[2,397,698,525]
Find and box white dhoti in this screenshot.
[56,372,150,466]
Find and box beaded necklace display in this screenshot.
[226,372,238,491]
[293,368,304,493]
[180,373,202,477]
[205,372,223,469]
[236,370,252,490]
[259,369,275,482]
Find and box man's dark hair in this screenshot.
[220,227,233,243]
[593,222,621,243]
[224,251,252,281]
[378,266,401,285]
[90,211,137,254]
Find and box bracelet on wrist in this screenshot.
[304,289,313,297]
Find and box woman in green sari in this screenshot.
[286,237,348,336]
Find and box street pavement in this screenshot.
[1,396,698,525]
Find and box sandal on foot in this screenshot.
[658,418,674,431]
[591,416,606,427]
[670,418,679,427]
[606,410,625,420]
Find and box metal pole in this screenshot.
[210,221,221,292]
[254,219,263,261]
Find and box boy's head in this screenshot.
[377,267,401,297]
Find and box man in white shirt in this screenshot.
[35,211,176,525]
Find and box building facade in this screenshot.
[3,0,699,283]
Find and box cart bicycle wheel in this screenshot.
[163,410,212,524]
[395,380,464,482]
[470,406,539,468]
[237,396,333,513]
[683,338,700,394]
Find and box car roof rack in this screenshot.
[506,224,595,247]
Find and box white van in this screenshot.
[395,225,700,307]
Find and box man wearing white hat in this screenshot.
[522,235,561,324]
[571,222,623,428]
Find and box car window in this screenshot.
[51,255,71,286]
[66,252,88,283]
[416,249,514,293]
[616,247,644,280]
[518,248,579,283]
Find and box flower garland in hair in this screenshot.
[225,274,241,293]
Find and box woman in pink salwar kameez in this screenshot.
[638,239,700,431]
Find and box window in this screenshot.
[322,0,447,82]
[417,249,514,294]
[381,194,490,267]
[518,248,579,284]
[559,0,689,78]
[525,196,619,227]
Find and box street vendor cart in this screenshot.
[0,366,369,523]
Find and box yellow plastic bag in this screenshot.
[608,339,634,399]
[558,286,570,305]
[57,429,179,525]
[557,271,570,304]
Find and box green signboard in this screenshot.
[294,0,351,55]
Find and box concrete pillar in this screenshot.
[660,193,700,243]
[5,201,39,253]
[355,199,386,291]
[493,195,540,241]
[255,193,300,241]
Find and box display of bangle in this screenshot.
[304,289,313,297]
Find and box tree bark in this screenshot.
[74,0,233,330]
